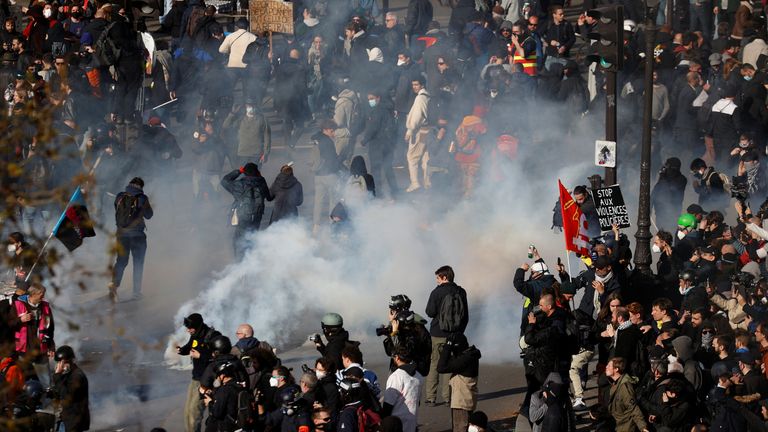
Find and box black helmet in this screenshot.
[338,378,362,404]
[22,379,44,403]
[54,345,75,362]
[215,361,237,378]
[389,294,412,311]
[211,336,232,355]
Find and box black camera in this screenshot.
[308,334,321,344]
[731,272,756,289]
[731,180,749,201]
[375,326,391,337]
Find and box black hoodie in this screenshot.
[269,172,303,224]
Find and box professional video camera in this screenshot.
[375,310,415,336]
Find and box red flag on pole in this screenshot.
[558,180,591,256]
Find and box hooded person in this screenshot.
[268,164,303,225]
[176,313,221,432]
[529,372,573,432]
[652,157,688,231]
[436,333,482,432]
[362,46,393,96]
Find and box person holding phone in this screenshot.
[51,345,90,432]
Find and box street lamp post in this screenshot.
[633,0,660,275]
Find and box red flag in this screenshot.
[558,180,591,256]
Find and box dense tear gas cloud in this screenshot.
[165,154,604,364]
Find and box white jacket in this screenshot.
[405,88,430,139]
[219,29,257,68]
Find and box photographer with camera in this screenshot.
[203,361,242,432]
[683,245,718,286]
[310,312,352,370]
[436,333,481,432]
[379,295,432,378]
[521,294,568,418]
[50,346,89,432]
[199,336,249,401]
[260,386,311,432]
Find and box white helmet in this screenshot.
[623,19,637,33]
[530,262,549,274]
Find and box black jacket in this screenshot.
[425,282,469,338]
[437,345,480,378]
[314,374,340,412]
[652,168,688,231]
[405,0,433,36]
[317,329,350,370]
[269,172,303,224]
[612,324,642,373]
[514,265,557,331]
[114,184,153,237]
[524,307,568,382]
[310,131,341,176]
[208,380,240,432]
[178,324,221,380]
[361,98,396,154]
[52,364,89,432]
[383,321,432,376]
[221,170,274,222]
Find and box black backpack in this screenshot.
[115,193,141,228]
[437,288,466,333]
[551,198,563,230]
[563,315,582,356]
[240,355,262,391]
[231,386,258,430]
[629,339,649,379]
[235,184,262,223]
[94,22,121,67]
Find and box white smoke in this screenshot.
[165,158,599,365]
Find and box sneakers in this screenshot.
[573,398,587,411]
[405,184,421,193]
[108,283,118,304]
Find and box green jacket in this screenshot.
[609,374,648,432]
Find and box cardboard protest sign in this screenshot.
[250,0,293,34]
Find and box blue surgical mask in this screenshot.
[745,75,753,81]
[368,99,377,107]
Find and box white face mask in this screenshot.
[213,378,221,388]
[246,106,255,116]
[651,244,661,254]
[679,285,693,296]
[397,59,406,66]
[316,371,327,380]
[269,377,279,387]
[43,8,52,18]
[758,247,768,259]
[677,230,687,240]
[7,244,16,253]
[468,426,480,432]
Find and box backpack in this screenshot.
[240,355,261,391]
[94,22,121,67]
[356,405,381,432]
[437,288,466,333]
[187,5,207,38]
[233,386,258,430]
[115,193,141,228]
[704,170,731,193]
[235,183,263,224]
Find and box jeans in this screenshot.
[425,336,450,402]
[112,234,147,296]
[690,3,713,39]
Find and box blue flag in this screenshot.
[52,187,96,252]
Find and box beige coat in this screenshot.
[449,374,477,411]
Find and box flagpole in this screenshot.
[24,187,81,283]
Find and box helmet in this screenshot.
[623,19,637,33]
[677,213,696,229]
[679,270,697,282]
[22,379,44,403]
[211,336,232,355]
[321,313,343,328]
[530,262,549,274]
[389,294,412,311]
[54,345,75,362]
[215,361,237,378]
